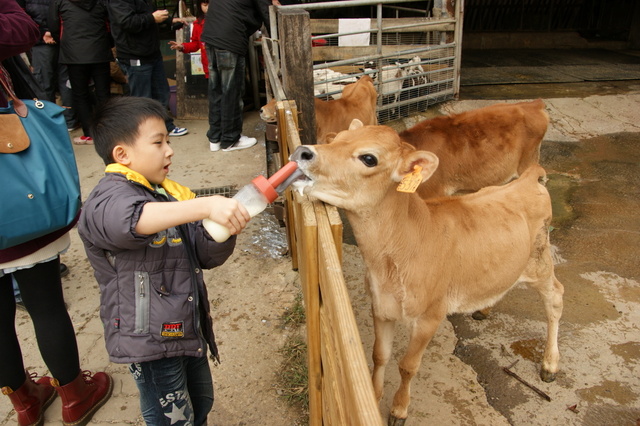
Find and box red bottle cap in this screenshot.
[251,161,299,203]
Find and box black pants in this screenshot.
[66,62,111,137]
[0,257,80,390]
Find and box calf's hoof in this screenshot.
[540,368,557,383]
[471,310,488,320]
[388,414,407,426]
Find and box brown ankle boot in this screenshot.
[51,370,113,426]
[1,371,57,426]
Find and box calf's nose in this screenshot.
[291,146,315,162]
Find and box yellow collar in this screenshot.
[105,164,196,201]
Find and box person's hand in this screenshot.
[207,196,251,236]
[172,17,187,24]
[168,41,183,51]
[43,31,55,44]
[152,9,169,23]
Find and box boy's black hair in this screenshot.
[91,97,168,165]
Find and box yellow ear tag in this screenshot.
[396,165,423,193]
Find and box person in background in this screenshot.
[49,0,114,145]
[79,96,250,424]
[168,0,209,79]
[0,2,113,425]
[200,0,271,152]
[18,0,78,131]
[107,0,189,137]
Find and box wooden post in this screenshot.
[278,9,317,146]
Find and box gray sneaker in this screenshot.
[222,135,258,152]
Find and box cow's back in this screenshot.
[400,99,548,198]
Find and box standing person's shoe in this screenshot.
[169,127,189,136]
[222,135,258,152]
[51,371,113,426]
[209,142,221,152]
[1,371,57,426]
[60,263,70,278]
[72,136,93,145]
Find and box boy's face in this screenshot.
[201,2,208,13]
[117,117,174,185]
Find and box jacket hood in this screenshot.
[105,164,196,201]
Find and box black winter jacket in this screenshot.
[106,0,161,62]
[20,0,51,45]
[48,0,114,64]
[200,0,271,57]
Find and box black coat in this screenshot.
[48,0,113,64]
[200,0,271,57]
[106,0,162,62]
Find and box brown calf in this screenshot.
[260,75,378,144]
[291,120,564,426]
[399,99,549,198]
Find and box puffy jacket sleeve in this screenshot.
[79,178,156,252]
[0,0,40,60]
[191,222,237,269]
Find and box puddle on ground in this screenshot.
[239,208,289,258]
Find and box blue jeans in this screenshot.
[118,57,176,131]
[30,44,77,127]
[129,355,213,426]
[205,46,245,147]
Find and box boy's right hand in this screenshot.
[207,196,251,236]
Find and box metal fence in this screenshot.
[269,0,463,123]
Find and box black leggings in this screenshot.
[0,257,80,390]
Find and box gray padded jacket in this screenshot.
[78,166,236,364]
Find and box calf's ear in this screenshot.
[393,151,439,183]
[348,118,364,130]
[324,132,338,144]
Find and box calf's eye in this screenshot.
[359,154,378,167]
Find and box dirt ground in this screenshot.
[2,86,640,425]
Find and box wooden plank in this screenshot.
[292,191,322,426]
[310,17,455,33]
[314,200,383,426]
[277,100,299,269]
[320,306,349,424]
[312,45,455,62]
[279,9,317,146]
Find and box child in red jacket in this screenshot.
[169,0,209,78]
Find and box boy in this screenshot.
[78,96,250,425]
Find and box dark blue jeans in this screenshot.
[205,46,245,147]
[30,44,76,127]
[129,355,213,426]
[118,57,176,131]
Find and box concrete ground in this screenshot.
[2,59,640,425]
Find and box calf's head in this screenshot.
[291,119,439,211]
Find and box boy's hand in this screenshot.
[207,196,251,236]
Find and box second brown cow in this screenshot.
[400,99,549,198]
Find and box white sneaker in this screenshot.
[169,127,188,137]
[222,135,258,152]
[209,142,221,152]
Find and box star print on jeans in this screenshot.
[164,402,188,424]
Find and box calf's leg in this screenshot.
[371,315,395,402]
[523,233,564,382]
[389,312,444,426]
